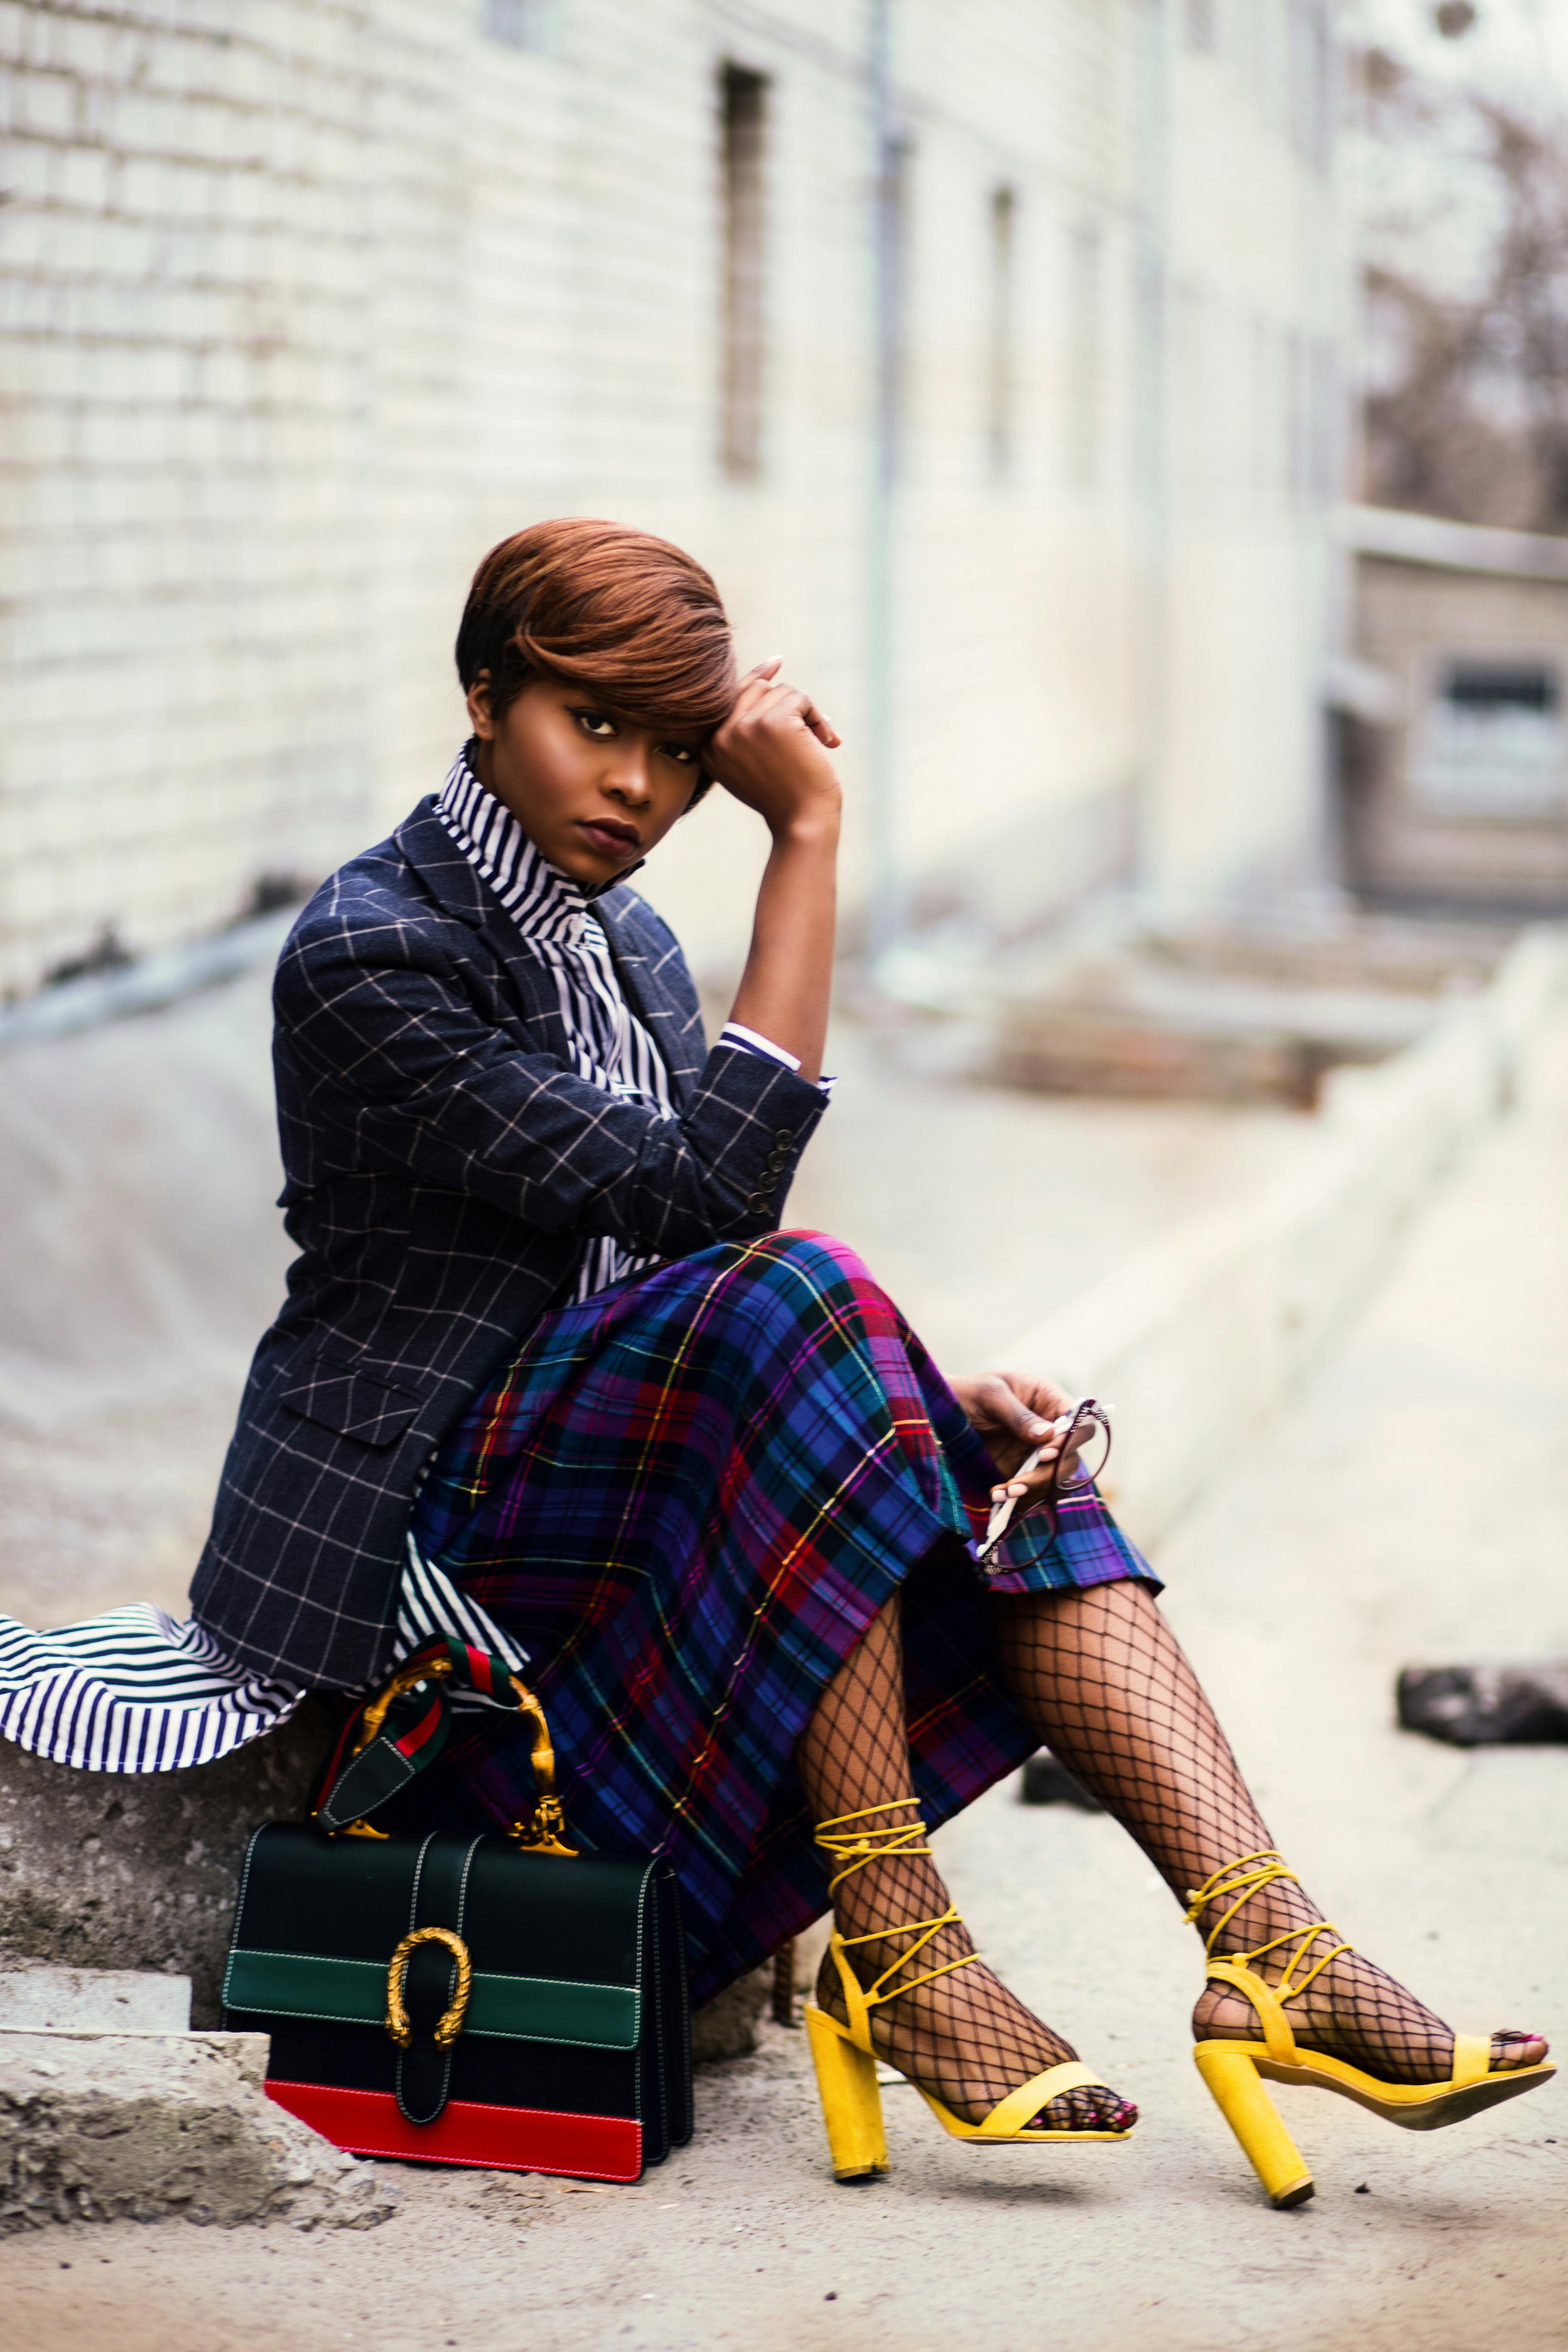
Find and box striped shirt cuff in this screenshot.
[718,1022,836,1098]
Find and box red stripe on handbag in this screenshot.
[266,2080,644,2183]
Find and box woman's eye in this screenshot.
[573,711,617,740]
[659,743,697,766]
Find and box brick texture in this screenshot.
[0,1,1344,998]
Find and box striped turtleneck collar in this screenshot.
[434,746,641,944]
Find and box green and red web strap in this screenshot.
[312,1636,518,1833]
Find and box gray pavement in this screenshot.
[2,1000,1565,2350]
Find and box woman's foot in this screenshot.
[816,1922,1136,2132]
[1192,1928,1548,2083]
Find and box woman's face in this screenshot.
[467,674,706,887]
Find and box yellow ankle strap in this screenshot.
[841,1908,979,2012]
[814,1802,932,1899]
[1184,1849,1351,2015]
[814,1804,980,2016]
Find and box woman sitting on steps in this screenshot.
[0,518,1550,2201]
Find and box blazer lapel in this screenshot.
[394,799,570,1056]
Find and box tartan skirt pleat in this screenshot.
[408,1229,1153,2005]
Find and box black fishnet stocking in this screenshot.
[989,1581,1547,2084]
[797,1594,1136,2132]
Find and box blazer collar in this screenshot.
[395,798,495,933]
[395,799,570,1044]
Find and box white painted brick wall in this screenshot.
[0,0,1345,998]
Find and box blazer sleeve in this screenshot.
[274,910,829,1256]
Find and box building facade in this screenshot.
[0,0,1344,1001]
[1341,505,1568,915]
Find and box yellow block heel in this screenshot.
[803,1999,888,2182]
[803,1801,1134,2182]
[1193,2042,1314,2208]
[1188,1851,1556,2208]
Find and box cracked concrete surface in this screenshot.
[0,2029,398,2236]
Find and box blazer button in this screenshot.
[746,1190,772,1213]
[774,1128,794,1145]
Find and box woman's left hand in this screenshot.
[949,1371,1079,1512]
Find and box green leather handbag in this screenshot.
[222,1637,692,2183]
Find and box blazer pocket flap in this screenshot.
[277,1354,423,1447]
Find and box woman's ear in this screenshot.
[466,670,497,740]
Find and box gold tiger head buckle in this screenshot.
[385,1926,472,2050]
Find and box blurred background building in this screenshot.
[0,0,1344,1003]
[1339,0,1568,916]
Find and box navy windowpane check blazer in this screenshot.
[188,799,828,1689]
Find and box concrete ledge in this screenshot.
[0,2029,395,2233]
[1001,928,1568,1550]
[0,1966,191,2033]
[0,909,295,1054]
[0,1702,337,2027]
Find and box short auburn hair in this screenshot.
[456,518,737,797]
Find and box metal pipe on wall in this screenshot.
[865,0,902,967]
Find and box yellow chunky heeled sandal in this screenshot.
[1188,1850,1556,2209]
[802,1801,1134,2183]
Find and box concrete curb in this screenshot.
[0,909,294,1054]
[999,926,1568,1551]
[0,2028,397,2233]
[0,1702,337,2028]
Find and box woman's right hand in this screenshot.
[707,661,842,840]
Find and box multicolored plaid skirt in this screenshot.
[409,1230,1152,2005]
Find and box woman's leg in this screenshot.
[989,1581,1547,2078]
[796,1591,1136,2129]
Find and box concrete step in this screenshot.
[0,1966,191,2033]
[0,1701,337,2027]
[0,2028,397,2233]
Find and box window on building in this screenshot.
[1286,328,1308,506]
[482,0,561,52]
[1310,337,1341,503]
[986,184,1017,479]
[1250,313,1280,499]
[1289,0,1334,172]
[1185,0,1218,52]
[1174,282,1207,507]
[718,64,768,481]
[1066,221,1103,492]
[1132,246,1164,503]
[1415,661,1567,815]
[874,132,914,487]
